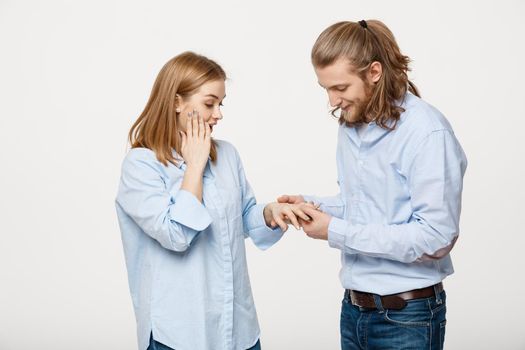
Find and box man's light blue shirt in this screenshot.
[305,93,467,295]
[115,140,283,350]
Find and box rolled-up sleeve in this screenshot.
[116,152,212,252]
[242,202,283,250]
[233,149,283,250]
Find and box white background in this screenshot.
[1,0,524,349]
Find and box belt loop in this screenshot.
[434,284,443,305]
[373,294,384,313]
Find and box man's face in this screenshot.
[315,58,376,124]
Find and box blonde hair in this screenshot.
[129,51,226,166]
[311,20,420,130]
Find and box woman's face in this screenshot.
[177,80,226,133]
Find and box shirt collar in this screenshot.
[172,150,213,178]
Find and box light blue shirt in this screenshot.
[115,140,283,350]
[305,93,467,295]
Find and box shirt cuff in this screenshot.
[327,216,347,250]
[245,203,284,250]
[169,189,213,231]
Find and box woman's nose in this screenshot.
[213,110,223,120]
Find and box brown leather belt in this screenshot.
[345,282,443,310]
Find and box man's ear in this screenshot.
[367,61,382,84]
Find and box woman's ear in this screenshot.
[175,94,182,113]
[367,61,382,84]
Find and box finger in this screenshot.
[290,207,311,221]
[283,208,300,230]
[301,205,319,219]
[277,195,289,203]
[301,202,318,210]
[274,216,288,232]
[270,220,276,227]
[186,113,193,138]
[305,201,321,210]
[192,110,198,138]
[179,131,187,149]
[198,113,204,139]
[298,218,308,227]
[290,195,305,204]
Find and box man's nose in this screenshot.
[328,92,342,108]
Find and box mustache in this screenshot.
[329,103,353,118]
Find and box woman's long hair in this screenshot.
[129,51,226,166]
[311,20,420,130]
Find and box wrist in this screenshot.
[185,163,205,176]
[263,203,274,226]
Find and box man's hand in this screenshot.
[299,205,332,240]
[277,194,305,205]
[263,202,312,232]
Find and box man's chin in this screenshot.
[342,110,359,123]
[342,111,367,126]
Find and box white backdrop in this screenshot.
[1,0,524,349]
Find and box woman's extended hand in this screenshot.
[263,202,317,232]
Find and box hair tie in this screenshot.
[359,20,368,29]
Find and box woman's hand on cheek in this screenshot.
[180,110,211,172]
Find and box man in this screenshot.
[279,20,467,349]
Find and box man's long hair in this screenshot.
[311,20,420,130]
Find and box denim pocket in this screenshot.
[383,300,431,327]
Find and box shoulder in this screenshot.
[399,93,454,135]
[214,139,240,159]
[394,94,460,153]
[121,147,167,175]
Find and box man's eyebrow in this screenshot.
[318,82,348,89]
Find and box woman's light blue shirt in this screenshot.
[116,140,283,350]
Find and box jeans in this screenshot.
[340,289,447,349]
[147,333,261,350]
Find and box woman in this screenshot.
[115,52,309,350]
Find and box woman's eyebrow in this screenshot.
[204,94,226,100]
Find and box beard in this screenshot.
[340,83,374,126]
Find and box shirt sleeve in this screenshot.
[302,192,345,218]
[327,129,467,263]
[234,150,284,250]
[116,152,212,252]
